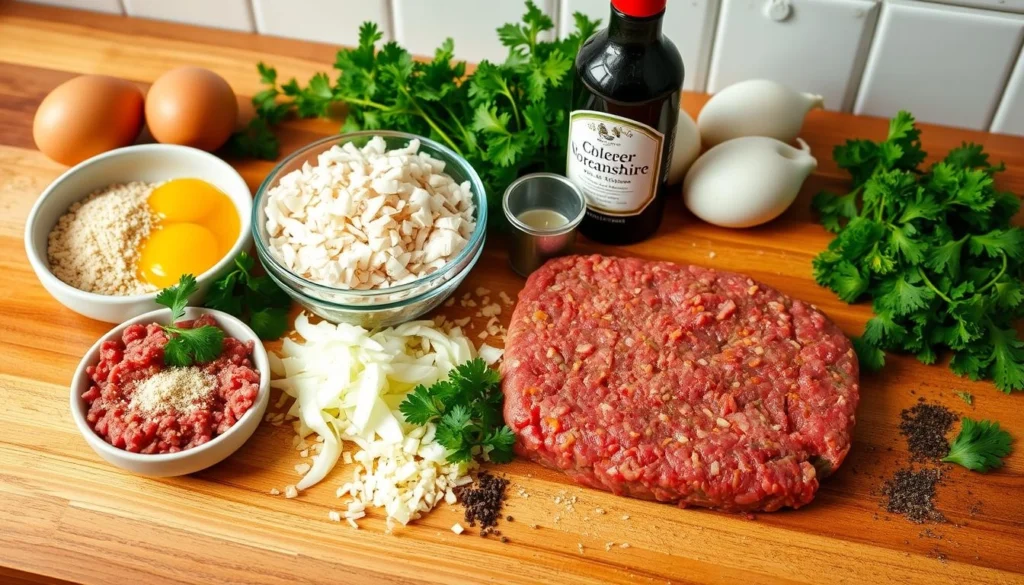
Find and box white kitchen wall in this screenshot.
[122,0,255,32]
[393,0,557,63]
[560,0,720,91]
[854,0,1024,130]
[251,0,392,45]
[16,0,1024,136]
[707,0,879,111]
[991,43,1024,135]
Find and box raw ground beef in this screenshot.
[502,255,859,512]
[83,314,260,454]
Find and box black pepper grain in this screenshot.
[899,402,957,462]
[882,468,946,524]
[456,472,509,537]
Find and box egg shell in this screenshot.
[145,67,238,152]
[697,79,824,148]
[683,136,817,228]
[667,108,701,185]
[33,75,145,166]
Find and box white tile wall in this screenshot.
[15,0,1024,136]
[854,0,1024,130]
[559,0,720,91]
[20,0,123,13]
[991,45,1024,135]
[252,0,392,45]
[392,0,556,63]
[122,0,255,32]
[707,0,879,112]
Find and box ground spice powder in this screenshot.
[899,400,957,462]
[882,468,945,524]
[129,366,218,415]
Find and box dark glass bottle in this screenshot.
[566,0,684,245]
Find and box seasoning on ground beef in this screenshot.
[899,401,957,462]
[882,468,945,524]
[455,472,508,537]
[82,314,260,454]
[502,255,860,512]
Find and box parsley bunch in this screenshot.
[232,1,599,225]
[204,252,292,340]
[943,417,1013,472]
[812,111,1024,392]
[399,358,516,464]
[155,274,225,367]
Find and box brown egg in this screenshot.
[33,75,145,166]
[145,67,238,152]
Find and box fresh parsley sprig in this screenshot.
[155,274,225,367]
[812,111,1024,392]
[229,2,599,226]
[942,417,1012,472]
[399,358,516,464]
[204,252,292,341]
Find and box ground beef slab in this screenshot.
[502,255,859,512]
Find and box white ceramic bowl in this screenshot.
[24,144,253,323]
[70,307,270,477]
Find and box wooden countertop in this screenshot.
[1,3,1022,584]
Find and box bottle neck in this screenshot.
[608,6,663,44]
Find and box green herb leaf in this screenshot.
[397,358,512,465]
[954,391,973,406]
[203,252,292,341]
[156,275,225,367]
[155,273,198,323]
[852,336,885,372]
[942,418,1012,472]
[812,111,1023,394]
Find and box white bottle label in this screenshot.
[566,110,664,217]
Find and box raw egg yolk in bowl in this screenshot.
[138,178,240,288]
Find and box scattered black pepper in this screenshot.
[899,402,957,462]
[506,515,514,522]
[455,472,509,537]
[500,536,509,543]
[882,468,946,524]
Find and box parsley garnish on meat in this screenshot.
[942,417,1013,472]
[204,252,292,341]
[812,111,1024,392]
[399,358,516,464]
[155,274,224,367]
[230,2,599,225]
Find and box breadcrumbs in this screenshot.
[47,182,158,296]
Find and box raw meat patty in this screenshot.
[502,255,859,512]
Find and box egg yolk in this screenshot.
[137,178,240,287]
[139,224,221,288]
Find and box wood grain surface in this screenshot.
[1,3,1022,584]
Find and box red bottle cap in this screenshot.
[612,0,666,18]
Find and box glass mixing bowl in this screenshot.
[252,131,487,328]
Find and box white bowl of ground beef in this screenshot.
[24,144,252,323]
[70,307,270,477]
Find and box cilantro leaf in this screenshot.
[156,275,224,367]
[812,111,1023,394]
[483,426,517,463]
[396,358,513,465]
[155,273,197,322]
[942,418,1013,472]
[203,252,292,341]
[249,307,289,341]
[852,336,885,372]
[398,383,445,425]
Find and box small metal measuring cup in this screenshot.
[502,172,587,277]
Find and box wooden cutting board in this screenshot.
[1,4,1022,584]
